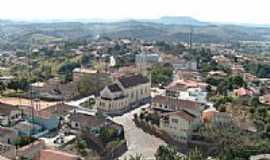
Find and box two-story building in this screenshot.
[151,95,205,117]
[0,103,22,127]
[96,74,151,115]
[160,111,200,142]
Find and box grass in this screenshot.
[81,98,95,109]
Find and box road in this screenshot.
[65,95,97,114]
[112,104,167,160]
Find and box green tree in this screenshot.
[151,63,173,86]
[155,145,182,160]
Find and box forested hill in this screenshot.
[1,17,270,49]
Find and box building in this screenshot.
[69,112,123,134]
[233,87,255,97]
[160,111,200,142]
[0,155,11,160]
[13,121,43,136]
[0,103,22,127]
[135,53,160,66]
[35,149,80,160]
[17,140,45,160]
[202,108,233,127]
[0,142,16,159]
[171,59,197,71]
[166,87,207,104]
[96,74,151,115]
[152,95,205,117]
[165,80,208,102]
[33,103,75,129]
[259,94,270,105]
[70,112,107,131]
[0,127,18,144]
[72,68,98,81]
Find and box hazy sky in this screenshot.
[0,0,269,24]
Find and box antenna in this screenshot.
[189,27,193,49]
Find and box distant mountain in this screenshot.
[143,16,210,26]
[1,18,270,49]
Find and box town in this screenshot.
[0,7,270,160]
[0,31,270,160]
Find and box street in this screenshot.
[112,104,167,160]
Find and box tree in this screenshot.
[0,81,6,95]
[185,148,204,160]
[99,127,118,143]
[199,124,254,159]
[155,145,182,160]
[80,54,91,66]
[151,63,173,86]
[77,74,112,96]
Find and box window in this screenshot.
[172,118,179,124]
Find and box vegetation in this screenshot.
[77,74,112,96]
[151,63,173,86]
[99,127,119,144]
[14,136,37,148]
[244,62,270,78]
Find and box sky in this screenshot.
[0,0,269,24]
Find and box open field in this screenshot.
[0,97,59,110]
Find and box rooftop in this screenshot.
[118,74,149,89]
[36,149,80,160]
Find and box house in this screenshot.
[135,53,160,67]
[151,95,205,117]
[0,142,16,159]
[202,109,233,127]
[96,74,151,115]
[165,80,208,101]
[72,68,98,81]
[0,103,22,126]
[259,94,270,105]
[13,121,43,136]
[171,59,197,71]
[174,70,201,81]
[231,64,245,75]
[35,149,80,160]
[0,155,11,160]
[233,87,255,97]
[212,55,231,65]
[160,111,200,142]
[0,127,18,144]
[207,70,227,78]
[24,103,74,131]
[69,112,123,135]
[17,140,45,160]
[70,112,106,131]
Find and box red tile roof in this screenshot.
[36,149,80,160]
[152,95,202,111]
[166,111,197,122]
